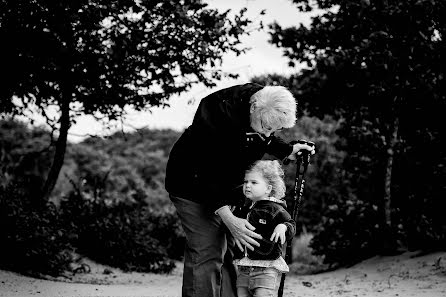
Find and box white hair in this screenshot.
[250,86,297,131]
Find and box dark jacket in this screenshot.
[165,83,293,212]
[245,199,296,261]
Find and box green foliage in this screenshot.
[0,182,74,276]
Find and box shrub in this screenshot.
[143,207,185,261]
[0,183,74,276]
[60,190,184,273]
[310,197,383,267]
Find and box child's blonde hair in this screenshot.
[246,160,286,199]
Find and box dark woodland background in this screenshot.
[0,0,445,277]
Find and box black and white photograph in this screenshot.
[0,0,445,296]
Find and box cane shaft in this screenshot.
[278,154,310,297]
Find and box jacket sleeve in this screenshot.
[276,208,296,241]
[266,136,293,161]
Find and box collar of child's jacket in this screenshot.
[250,197,287,208]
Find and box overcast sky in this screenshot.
[62,0,316,142]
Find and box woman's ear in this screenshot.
[250,102,256,114]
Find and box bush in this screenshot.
[144,207,186,261]
[310,197,383,267]
[0,183,74,276]
[60,190,184,273]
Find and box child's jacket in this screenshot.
[244,198,296,261]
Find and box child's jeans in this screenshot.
[236,266,281,297]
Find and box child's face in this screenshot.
[243,171,272,202]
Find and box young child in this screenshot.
[234,160,296,297]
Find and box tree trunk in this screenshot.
[40,95,70,201]
[380,114,400,254]
[384,116,399,227]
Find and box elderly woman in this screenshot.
[165,83,314,297]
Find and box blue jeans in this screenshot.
[236,266,281,297]
[170,195,237,297]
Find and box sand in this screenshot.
[1,251,445,297]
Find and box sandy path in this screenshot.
[284,251,446,297]
[1,251,445,297]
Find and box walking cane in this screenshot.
[278,140,314,297]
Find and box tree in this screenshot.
[269,0,446,252]
[0,0,255,200]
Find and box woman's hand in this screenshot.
[270,224,287,244]
[217,206,262,252]
[287,142,316,160]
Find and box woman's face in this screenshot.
[243,171,272,202]
[250,110,283,138]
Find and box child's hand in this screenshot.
[270,224,287,244]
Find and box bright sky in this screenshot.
[28,0,317,142]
